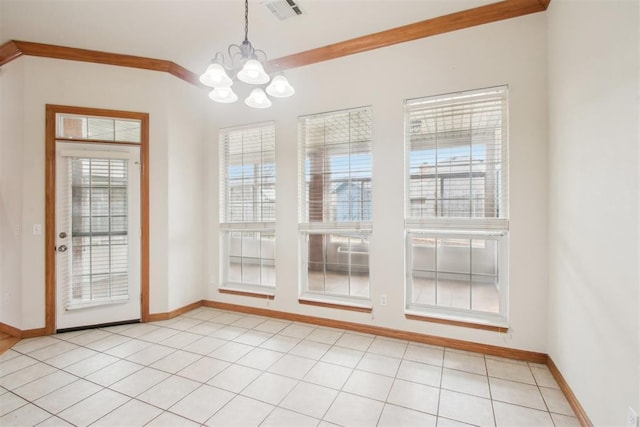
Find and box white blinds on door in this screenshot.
[62,155,130,309]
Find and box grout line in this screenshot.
[434,343,445,421]
[485,353,498,427]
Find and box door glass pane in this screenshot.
[68,157,129,307]
[57,114,142,144]
[88,118,115,140]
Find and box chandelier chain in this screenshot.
[244,0,249,42]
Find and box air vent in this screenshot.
[262,0,303,21]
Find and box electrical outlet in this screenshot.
[627,407,639,427]
[380,294,388,306]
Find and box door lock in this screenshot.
[57,244,68,253]
[59,232,67,239]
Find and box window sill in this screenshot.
[405,309,508,333]
[219,287,275,300]
[299,295,372,313]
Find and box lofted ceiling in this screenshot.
[0,0,533,74]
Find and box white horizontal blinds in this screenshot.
[67,157,130,308]
[406,86,508,221]
[299,106,372,229]
[57,114,142,143]
[221,123,276,226]
[220,122,276,289]
[299,107,372,301]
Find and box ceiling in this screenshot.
[0,0,497,73]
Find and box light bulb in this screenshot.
[266,75,295,98]
[245,88,272,109]
[238,59,270,85]
[200,63,232,88]
[209,87,238,103]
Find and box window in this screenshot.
[58,114,142,143]
[220,122,276,292]
[298,106,372,306]
[405,86,509,326]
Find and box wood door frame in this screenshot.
[45,104,150,335]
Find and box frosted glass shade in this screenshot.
[237,59,270,84]
[199,63,233,88]
[266,75,295,98]
[245,88,272,109]
[209,87,238,103]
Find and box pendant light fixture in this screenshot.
[199,0,295,108]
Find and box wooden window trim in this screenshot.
[298,298,373,314]
[219,288,275,300]
[405,313,508,333]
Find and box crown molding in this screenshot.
[0,40,204,88]
[0,40,21,66]
[0,0,550,88]
[269,0,549,70]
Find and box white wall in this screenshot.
[1,2,549,358]
[166,78,207,311]
[547,0,640,424]
[206,13,549,352]
[0,56,207,329]
[0,58,25,328]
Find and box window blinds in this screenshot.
[406,86,508,222]
[298,106,372,229]
[65,157,130,308]
[220,123,276,226]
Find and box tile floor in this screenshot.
[0,307,579,427]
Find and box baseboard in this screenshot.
[0,322,21,337]
[547,356,593,427]
[202,300,547,363]
[1,300,204,337]
[21,327,48,338]
[147,300,204,322]
[0,322,47,339]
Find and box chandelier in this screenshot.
[199,0,295,109]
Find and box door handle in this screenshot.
[57,244,68,253]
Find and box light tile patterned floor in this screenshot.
[0,307,580,427]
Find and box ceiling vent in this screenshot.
[262,0,303,21]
